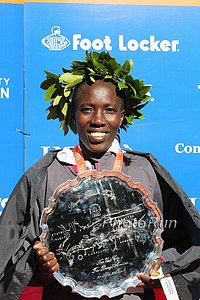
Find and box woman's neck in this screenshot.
[79,142,107,162]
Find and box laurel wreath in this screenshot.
[40,51,152,135]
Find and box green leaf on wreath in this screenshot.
[61,102,68,117]
[53,95,62,106]
[44,84,57,101]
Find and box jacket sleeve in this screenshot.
[162,246,200,300]
[0,152,55,299]
[145,153,200,300]
[0,173,36,299]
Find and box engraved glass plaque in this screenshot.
[40,170,163,298]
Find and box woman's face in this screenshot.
[74,80,124,154]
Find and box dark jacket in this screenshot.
[0,150,199,300]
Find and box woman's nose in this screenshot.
[90,110,106,126]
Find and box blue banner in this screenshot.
[25,3,200,212]
[0,2,200,214]
[0,3,24,214]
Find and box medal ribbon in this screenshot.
[72,144,123,174]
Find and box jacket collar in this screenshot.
[57,138,121,168]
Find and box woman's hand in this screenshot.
[33,241,59,275]
[136,258,163,289]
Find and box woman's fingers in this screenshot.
[136,258,163,289]
[33,240,59,274]
[137,273,161,289]
[38,255,59,274]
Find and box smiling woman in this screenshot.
[0,51,199,300]
[73,80,124,154]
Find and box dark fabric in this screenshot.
[42,282,153,300]
[0,150,199,300]
[0,152,53,299]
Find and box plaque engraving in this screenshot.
[40,170,163,298]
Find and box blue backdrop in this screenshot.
[0,2,200,214]
[0,3,24,213]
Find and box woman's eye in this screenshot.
[81,107,92,112]
[106,108,116,113]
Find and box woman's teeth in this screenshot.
[90,132,106,137]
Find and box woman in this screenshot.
[0,52,199,300]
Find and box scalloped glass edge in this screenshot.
[52,250,162,298]
[40,170,164,298]
[40,223,163,298]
